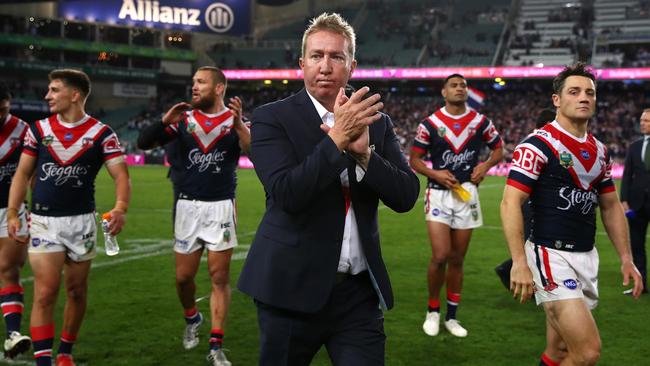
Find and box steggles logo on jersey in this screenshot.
[0,162,17,182]
[559,151,573,168]
[186,147,227,173]
[557,186,597,214]
[40,162,89,186]
[440,149,476,171]
[42,135,54,146]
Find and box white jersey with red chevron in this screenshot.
[23,114,124,216]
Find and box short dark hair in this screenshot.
[536,109,556,128]
[443,73,466,86]
[48,69,91,97]
[0,83,10,101]
[552,63,595,95]
[197,66,227,87]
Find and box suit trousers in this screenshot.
[255,271,385,366]
[628,202,650,288]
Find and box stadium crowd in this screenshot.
[126,81,648,163]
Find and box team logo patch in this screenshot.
[223,229,231,243]
[437,126,446,137]
[559,151,573,169]
[431,208,440,216]
[580,149,590,160]
[471,210,478,221]
[64,132,73,141]
[563,279,578,290]
[42,135,54,146]
[82,137,94,147]
[10,137,21,147]
[220,125,230,134]
[187,123,196,133]
[554,240,563,249]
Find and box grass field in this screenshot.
[2,166,649,365]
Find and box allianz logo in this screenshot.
[118,0,235,32]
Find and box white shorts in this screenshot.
[0,203,29,237]
[29,213,97,262]
[174,198,238,254]
[424,184,483,229]
[525,241,599,309]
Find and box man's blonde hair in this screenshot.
[301,12,356,60]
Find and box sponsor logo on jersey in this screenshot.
[557,187,597,214]
[559,151,573,168]
[64,132,73,141]
[0,162,17,182]
[453,122,461,131]
[580,149,590,160]
[40,162,89,186]
[440,149,476,171]
[31,238,41,247]
[563,279,578,290]
[186,147,227,173]
[431,208,440,216]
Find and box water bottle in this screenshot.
[102,213,120,256]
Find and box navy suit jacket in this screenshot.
[620,137,650,211]
[237,89,420,313]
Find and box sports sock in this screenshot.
[184,307,201,324]
[57,331,77,356]
[209,329,224,350]
[31,323,54,366]
[427,298,440,313]
[540,353,559,366]
[1,285,25,336]
[445,290,461,321]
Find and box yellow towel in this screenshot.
[452,184,471,202]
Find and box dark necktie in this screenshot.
[645,136,650,171]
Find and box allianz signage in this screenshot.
[58,0,250,35]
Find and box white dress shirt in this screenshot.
[306,92,368,275]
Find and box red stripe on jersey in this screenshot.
[1,304,23,315]
[433,109,478,137]
[506,178,532,194]
[30,323,55,341]
[598,184,616,194]
[192,110,233,134]
[540,247,557,290]
[411,146,426,154]
[50,115,98,149]
[0,116,26,164]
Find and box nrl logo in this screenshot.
[42,135,54,146]
[187,123,197,133]
[559,151,573,169]
[437,126,446,137]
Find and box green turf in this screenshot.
[2,167,648,365]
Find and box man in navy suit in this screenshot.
[621,108,650,294]
[237,12,420,366]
